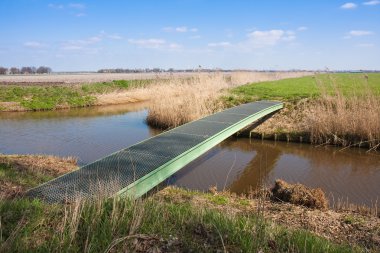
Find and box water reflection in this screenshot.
[1,104,379,206]
[0,103,152,165]
[172,138,380,206]
[0,102,149,120]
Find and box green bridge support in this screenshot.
[27,101,283,203]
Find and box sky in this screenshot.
[0,0,379,71]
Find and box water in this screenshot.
[1,104,379,206]
[172,138,380,206]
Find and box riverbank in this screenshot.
[229,73,380,150]
[0,154,379,252]
[0,71,310,112]
[146,72,380,150]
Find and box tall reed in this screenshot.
[305,74,380,149]
[146,71,310,129]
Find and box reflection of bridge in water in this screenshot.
[172,138,380,206]
[27,101,283,203]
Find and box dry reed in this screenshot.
[146,71,310,129]
[305,75,380,149]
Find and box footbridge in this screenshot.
[27,101,283,203]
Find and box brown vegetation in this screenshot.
[146,72,311,128]
[0,71,310,85]
[0,155,77,199]
[251,76,380,149]
[158,186,380,250]
[306,84,380,150]
[271,179,328,210]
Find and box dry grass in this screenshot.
[157,187,380,250]
[0,154,77,176]
[0,155,77,199]
[0,71,311,85]
[146,71,311,128]
[271,179,328,210]
[249,74,380,149]
[0,73,173,85]
[305,77,380,149]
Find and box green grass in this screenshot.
[0,86,94,110]
[0,79,153,111]
[0,160,367,252]
[0,197,362,253]
[0,163,53,188]
[207,195,229,205]
[225,73,380,105]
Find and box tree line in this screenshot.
[0,66,52,75]
[97,68,230,73]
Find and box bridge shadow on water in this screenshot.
[169,137,380,207]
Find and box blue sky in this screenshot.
[0,0,379,71]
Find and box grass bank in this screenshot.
[0,154,379,252]
[0,79,153,111]
[225,73,380,149]
[225,73,380,104]
[0,71,310,113]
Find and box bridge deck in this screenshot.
[27,101,283,203]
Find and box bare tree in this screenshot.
[36,66,52,74]
[0,67,7,75]
[9,67,20,74]
[21,66,34,74]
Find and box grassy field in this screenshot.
[225,73,380,105]
[0,79,152,111]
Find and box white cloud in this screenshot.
[48,3,64,9]
[60,33,107,52]
[128,38,183,51]
[246,30,286,47]
[108,34,122,40]
[68,3,85,9]
[363,0,380,5]
[24,41,47,48]
[357,43,375,47]
[168,43,182,49]
[208,42,231,47]
[163,26,198,33]
[190,35,201,39]
[175,26,188,32]
[340,2,358,9]
[349,30,374,36]
[61,45,83,50]
[297,26,308,31]
[128,39,166,49]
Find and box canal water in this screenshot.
[1,103,379,206]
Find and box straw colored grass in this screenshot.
[146,71,311,129]
[271,179,328,210]
[305,76,380,149]
[0,155,77,199]
[238,73,380,149]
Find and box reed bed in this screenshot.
[306,75,380,149]
[146,71,310,129]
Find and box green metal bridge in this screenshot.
[27,101,283,203]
